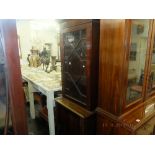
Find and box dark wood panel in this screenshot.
[97,114,115,135]
[89,20,100,110]
[119,96,155,131]
[55,97,94,118]
[55,97,96,134]
[96,107,119,135]
[59,19,99,29]
[0,20,28,134]
[55,103,82,134]
[98,19,127,115]
[96,112,132,135]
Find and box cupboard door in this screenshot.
[0,31,13,134]
[126,20,150,105]
[62,26,88,106]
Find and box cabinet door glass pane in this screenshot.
[126,20,150,104]
[148,35,155,93]
[63,29,87,105]
[0,32,12,134]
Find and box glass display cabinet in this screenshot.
[126,20,149,104]
[55,19,99,134]
[147,30,155,96]
[0,20,27,134]
[60,19,99,110]
[97,19,155,135]
[63,29,87,106]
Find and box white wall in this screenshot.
[16,20,32,60]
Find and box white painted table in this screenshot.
[21,65,62,135]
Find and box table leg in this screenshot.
[47,91,55,135]
[28,81,35,119]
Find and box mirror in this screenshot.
[16,20,61,72]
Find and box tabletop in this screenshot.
[21,64,62,92]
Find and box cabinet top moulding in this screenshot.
[59,19,99,29]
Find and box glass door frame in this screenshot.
[145,19,155,98]
[123,19,154,110]
[60,22,92,107]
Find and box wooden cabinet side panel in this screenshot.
[99,20,127,115]
[55,103,81,134]
[55,101,96,135]
[96,113,116,135]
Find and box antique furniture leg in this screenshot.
[46,91,55,135]
[28,81,35,119]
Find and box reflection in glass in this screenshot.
[0,32,12,134]
[148,36,155,93]
[126,20,150,104]
[63,29,87,105]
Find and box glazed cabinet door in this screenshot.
[147,20,155,96]
[61,24,90,107]
[126,19,151,105]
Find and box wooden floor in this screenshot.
[1,99,50,135]
[0,100,6,128]
[26,102,49,135]
[0,99,13,134]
